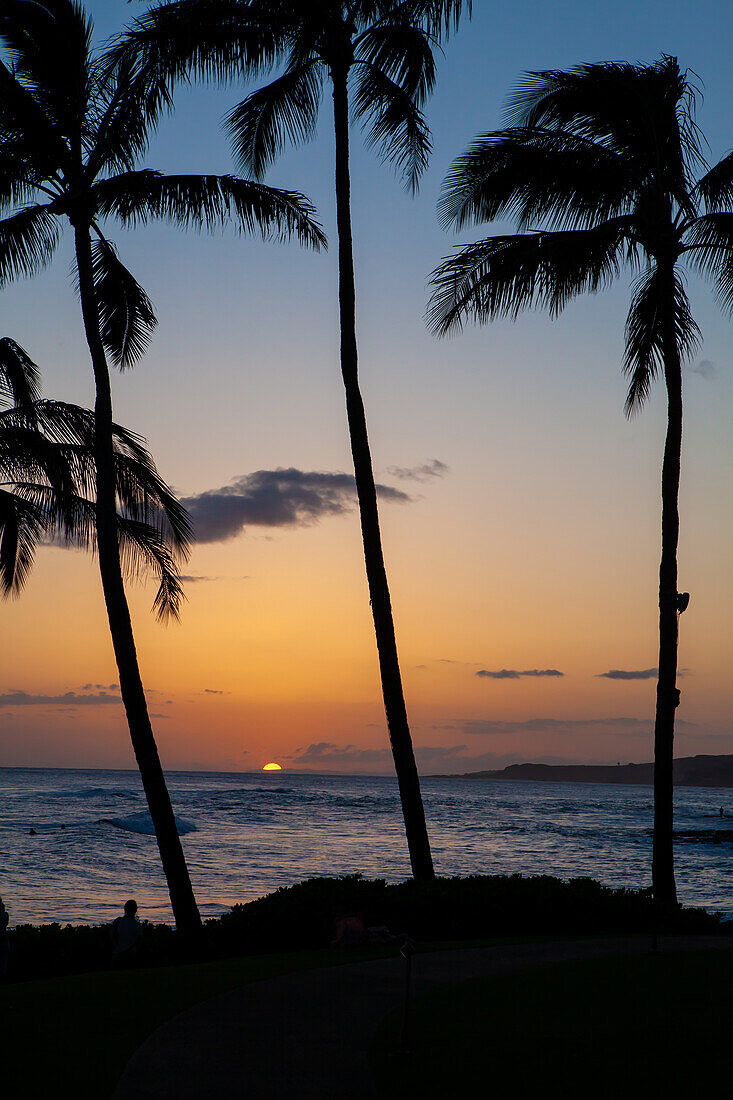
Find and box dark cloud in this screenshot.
[598,668,658,681]
[180,574,251,583]
[0,690,121,708]
[202,689,228,695]
[290,742,389,765]
[476,668,564,680]
[286,741,579,773]
[386,459,449,482]
[181,468,411,543]
[690,359,717,380]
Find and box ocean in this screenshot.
[1,767,733,926]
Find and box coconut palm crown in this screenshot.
[1,336,191,618]
[0,0,325,937]
[113,0,472,884]
[428,55,733,904]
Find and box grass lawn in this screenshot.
[1,945,397,1099]
[1,935,539,1098]
[369,949,733,1099]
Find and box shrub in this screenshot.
[4,874,722,983]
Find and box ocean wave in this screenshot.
[101,812,196,836]
[47,787,140,801]
[673,830,733,844]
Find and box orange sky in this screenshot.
[2,0,733,774]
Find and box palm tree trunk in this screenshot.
[73,221,202,938]
[652,268,683,906]
[330,65,434,881]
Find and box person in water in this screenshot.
[111,899,143,964]
[0,897,9,977]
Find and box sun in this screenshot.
[262,762,283,772]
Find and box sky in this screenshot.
[1,0,732,774]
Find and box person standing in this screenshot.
[111,900,143,965]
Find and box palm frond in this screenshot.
[0,484,44,594]
[116,514,186,622]
[352,60,431,191]
[505,57,704,203]
[697,152,733,211]
[0,57,68,174]
[684,213,733,313]
[439,128,632,232]
[84,51,171,179]
[0,203,59,284]
[623,265,700,414]
[106,0,282,90]
[409,0,472,37]
[84,235,157,370]
[93,170,326,249]
[226,63,322,180]
[0,0,94,137]
[428,220,634,334]
[0,337,39,407]
[355,22,436,105]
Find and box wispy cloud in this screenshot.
[690,359,717,380]
[453,716,656,736]
[0,690,121,708]
[476,668,564,680]
[181,468,411,543]
[598,669,657,681]
[386,459,449,482]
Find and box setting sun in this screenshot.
[262,762,283,772]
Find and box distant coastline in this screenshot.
[431,754,733,789]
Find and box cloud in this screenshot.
[598,668,658,680]
[290,742,390,765]
[180,575,251,584]
[286,741,582,773]
[181,468,411,543]
[202,688,228,695]
[454,716,656,736]
[386,459,449,482]
[476,668,564,680]
[0,690,121,708]
[690,359,717,380]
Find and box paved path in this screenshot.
[114,935,730,1099]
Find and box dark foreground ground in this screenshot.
[4,936,732,1098]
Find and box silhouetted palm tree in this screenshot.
[0,0,325,935]
[428,56,733,904]
[1,337,192,611]
[116,0,472,883]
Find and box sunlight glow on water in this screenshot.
[1,768,732,925]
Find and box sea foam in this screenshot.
[101,811,196,836]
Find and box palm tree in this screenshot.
[1,337,192,611]
[0,0,325,936]
[428,56,733,905]
[116,0,472,883]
